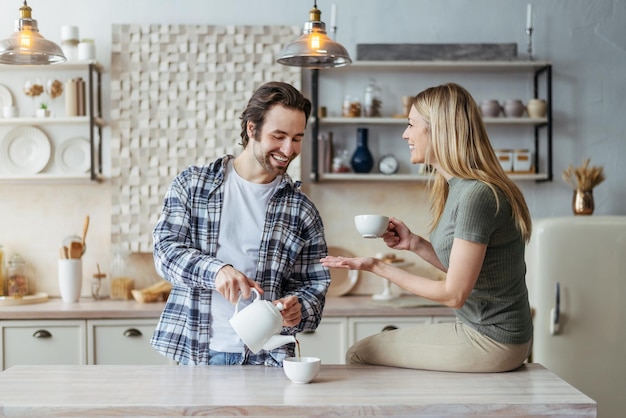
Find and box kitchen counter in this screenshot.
[0,295,454,320]
[0,363,595,417]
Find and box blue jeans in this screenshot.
[208,349,267,365]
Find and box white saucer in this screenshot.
[55,136,90,173]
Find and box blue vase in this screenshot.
[350,128,373,173]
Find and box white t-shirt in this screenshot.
[209,162,281,352]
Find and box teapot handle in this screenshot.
[233,288,261,315]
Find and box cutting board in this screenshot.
[0,292,49,306]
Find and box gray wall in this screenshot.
[3,0,620,217]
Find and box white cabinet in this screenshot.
[297,317,348,365]
[0,319,87,370]
[309,61,552,182]
[348,316,431,343]
[0,318,168,370]
[299,314,455,365]
[0,61,104,182]
[87,319,169,365]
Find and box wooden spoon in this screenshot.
[82,215,90,247]
[69,241,83,259]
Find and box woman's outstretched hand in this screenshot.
[320,255,377,272]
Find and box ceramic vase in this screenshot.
[503,99,525,117]
[572,189,594,215]
[480,100,501,117]
[350,128,373,173]
[527,99,547,118]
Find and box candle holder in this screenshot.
[526,27,534,60]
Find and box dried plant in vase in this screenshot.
[562,158,605,215]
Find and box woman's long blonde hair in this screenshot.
[414,83,532,242]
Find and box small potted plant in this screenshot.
[36,102,50,118]
[562,158,605,215]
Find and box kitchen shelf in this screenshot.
[0,116,105,127]
[318,116,548,126]
[318,172,550,182]
[308,60,553,183]
[0,60,104,73]
[0,61,105,182]
[0,173,105,183]
[333,60,550,72]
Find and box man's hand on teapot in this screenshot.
[215,265,264,304]
[275,295,301,327]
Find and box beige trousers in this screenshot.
[346,320,532,373]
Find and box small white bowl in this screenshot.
[283,356,321,384]
[354,214,390,238]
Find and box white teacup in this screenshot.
[283,357,321,384]
[354,214,390,238]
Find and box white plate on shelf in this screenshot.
[0,83,13,108]
[0,126,51,175]
[55,136,90,173]
[326,246,359,297]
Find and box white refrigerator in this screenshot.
[526,216,626,418]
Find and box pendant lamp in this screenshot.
[0,1,66,65]
[277,2,351,69]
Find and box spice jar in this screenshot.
[7,253,29,297]
[363,79,382,117]
[342,95,361,117]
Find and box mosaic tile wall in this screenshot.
[110,24,302,252]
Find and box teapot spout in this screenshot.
[262,334,296,351]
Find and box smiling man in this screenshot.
[151,81,330,366]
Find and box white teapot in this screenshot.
[229,288,295,354]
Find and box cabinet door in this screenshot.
[87,319,170,365]
[348,316,431,345]
[297,317,348,365]
[0,320,86,370]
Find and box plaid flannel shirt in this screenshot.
[150,155,330,366]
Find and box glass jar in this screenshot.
[363,79,382,117]
[91,266,108,301]
[7,253,29,297]
[342,95,361,117]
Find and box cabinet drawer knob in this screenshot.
[32,329,52,338]
[381,325,398,332]
[123,328,143,337]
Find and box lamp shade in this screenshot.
[0,1,66,65]
[277,5,351,69]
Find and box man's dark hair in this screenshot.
[239,81,311,148]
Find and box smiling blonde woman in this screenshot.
[321,83,533,373]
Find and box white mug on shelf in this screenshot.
[2,106,17,118]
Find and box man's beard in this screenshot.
[253,139,291,176]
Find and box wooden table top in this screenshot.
[0,363,595,417]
